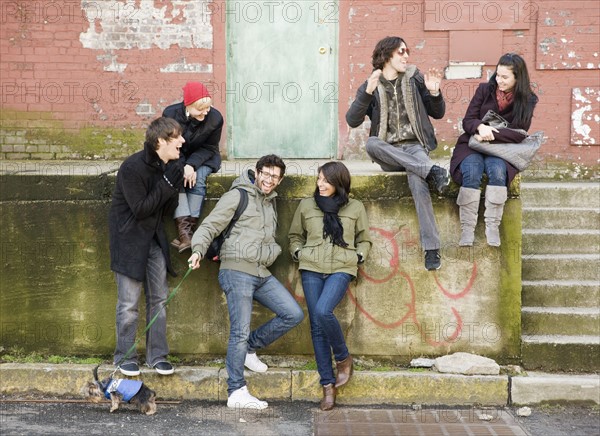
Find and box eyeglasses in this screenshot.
[397,47,410,57]
[259,170,281,182]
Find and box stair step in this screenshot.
[522,229,600,255]
[522,207,600,230]
[521,335,600,372]
[521,182,600,208]
[522,280,600,307]
[522,254,600,281]
[521,307,600,336]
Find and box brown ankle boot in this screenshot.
[174,216,193,253]
[334,354,353,388]
[320,383,336,411]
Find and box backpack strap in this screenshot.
[222,187,248,240]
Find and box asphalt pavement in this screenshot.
[1,397,599,436]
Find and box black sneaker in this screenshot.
[119,362,140,376]
[428,165,450,195]
[153,361,174,375]
[425,249,441,271]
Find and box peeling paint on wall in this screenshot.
[79,0,213,50]
[537,7,600,70]
[160,60,213,73]
[571,87,600,145]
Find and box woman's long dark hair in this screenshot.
[489,53,538,127]
[372,36,407,71]
[314,161,351,205]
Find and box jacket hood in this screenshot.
[231,168,279,200]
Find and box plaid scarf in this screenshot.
[496,88,514,112]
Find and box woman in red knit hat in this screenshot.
[163,82,223,252]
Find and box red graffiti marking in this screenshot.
[434,261,478,300]
[357,228,400,284]
[347,270,416,329]
[414,307,464,347]
[348,227,476,347]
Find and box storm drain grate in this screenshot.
[315,407,529,435]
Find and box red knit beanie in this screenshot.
[182,82,211,107]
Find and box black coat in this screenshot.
[162,102,223,172]
[109,142,179,281]
[450,83,538,186]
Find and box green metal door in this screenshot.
[226,1,338,158]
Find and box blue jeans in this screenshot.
[301,270,353,386]
[365,137,441,250]
[460,153,507,188]
[174,165,213,218]
[218,269,304,395]
[114,239,169,367]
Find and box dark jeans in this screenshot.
[218,269,304,395]
[460,153,507,188]
[301,270,353,386]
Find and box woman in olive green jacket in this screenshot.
[288,161,371,411]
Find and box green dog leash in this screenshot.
[107,265,194,377]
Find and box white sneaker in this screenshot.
[244,352,268,373]
[227,386,268,409]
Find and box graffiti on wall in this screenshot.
[287,225,478,348]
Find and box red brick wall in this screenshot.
[1,1,598,164]
[339,0,599,165]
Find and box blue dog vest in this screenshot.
[103,378,143,402]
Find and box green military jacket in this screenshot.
[288,197,372,277]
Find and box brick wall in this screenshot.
[1,1,598,165]
[338,0,599,165]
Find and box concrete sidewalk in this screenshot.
[1,363,598,406]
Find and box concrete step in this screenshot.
[522,254,600,281]
[522,229,600,255]
[522,280,600,308]
[521,336,600,372]
[512,371,600,404]
[521,307,600,336]
[521,182,600,208]
[522,207,600,230]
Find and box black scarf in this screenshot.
[314,193,348,248]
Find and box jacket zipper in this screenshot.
[394,83,401,137]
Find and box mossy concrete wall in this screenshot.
[0,163,521,364]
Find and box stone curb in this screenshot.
[2,364,598,406]
[1,363,505,405]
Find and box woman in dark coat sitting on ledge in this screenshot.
[163,82,223,253]
[450,53,538,247]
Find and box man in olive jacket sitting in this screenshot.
[188,154,304,410]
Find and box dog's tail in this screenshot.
[93,363,101,382]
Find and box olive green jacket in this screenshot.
[191,169,280,278]
[288,197,372,277]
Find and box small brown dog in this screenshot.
[84,365,157,415]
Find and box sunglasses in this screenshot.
[397,47,410,56]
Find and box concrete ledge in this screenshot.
[511,372,600,405]
[0,363,508,406]
[0,159,523,363]
[4,364,598,406]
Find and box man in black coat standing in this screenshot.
[109,117,184,376]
